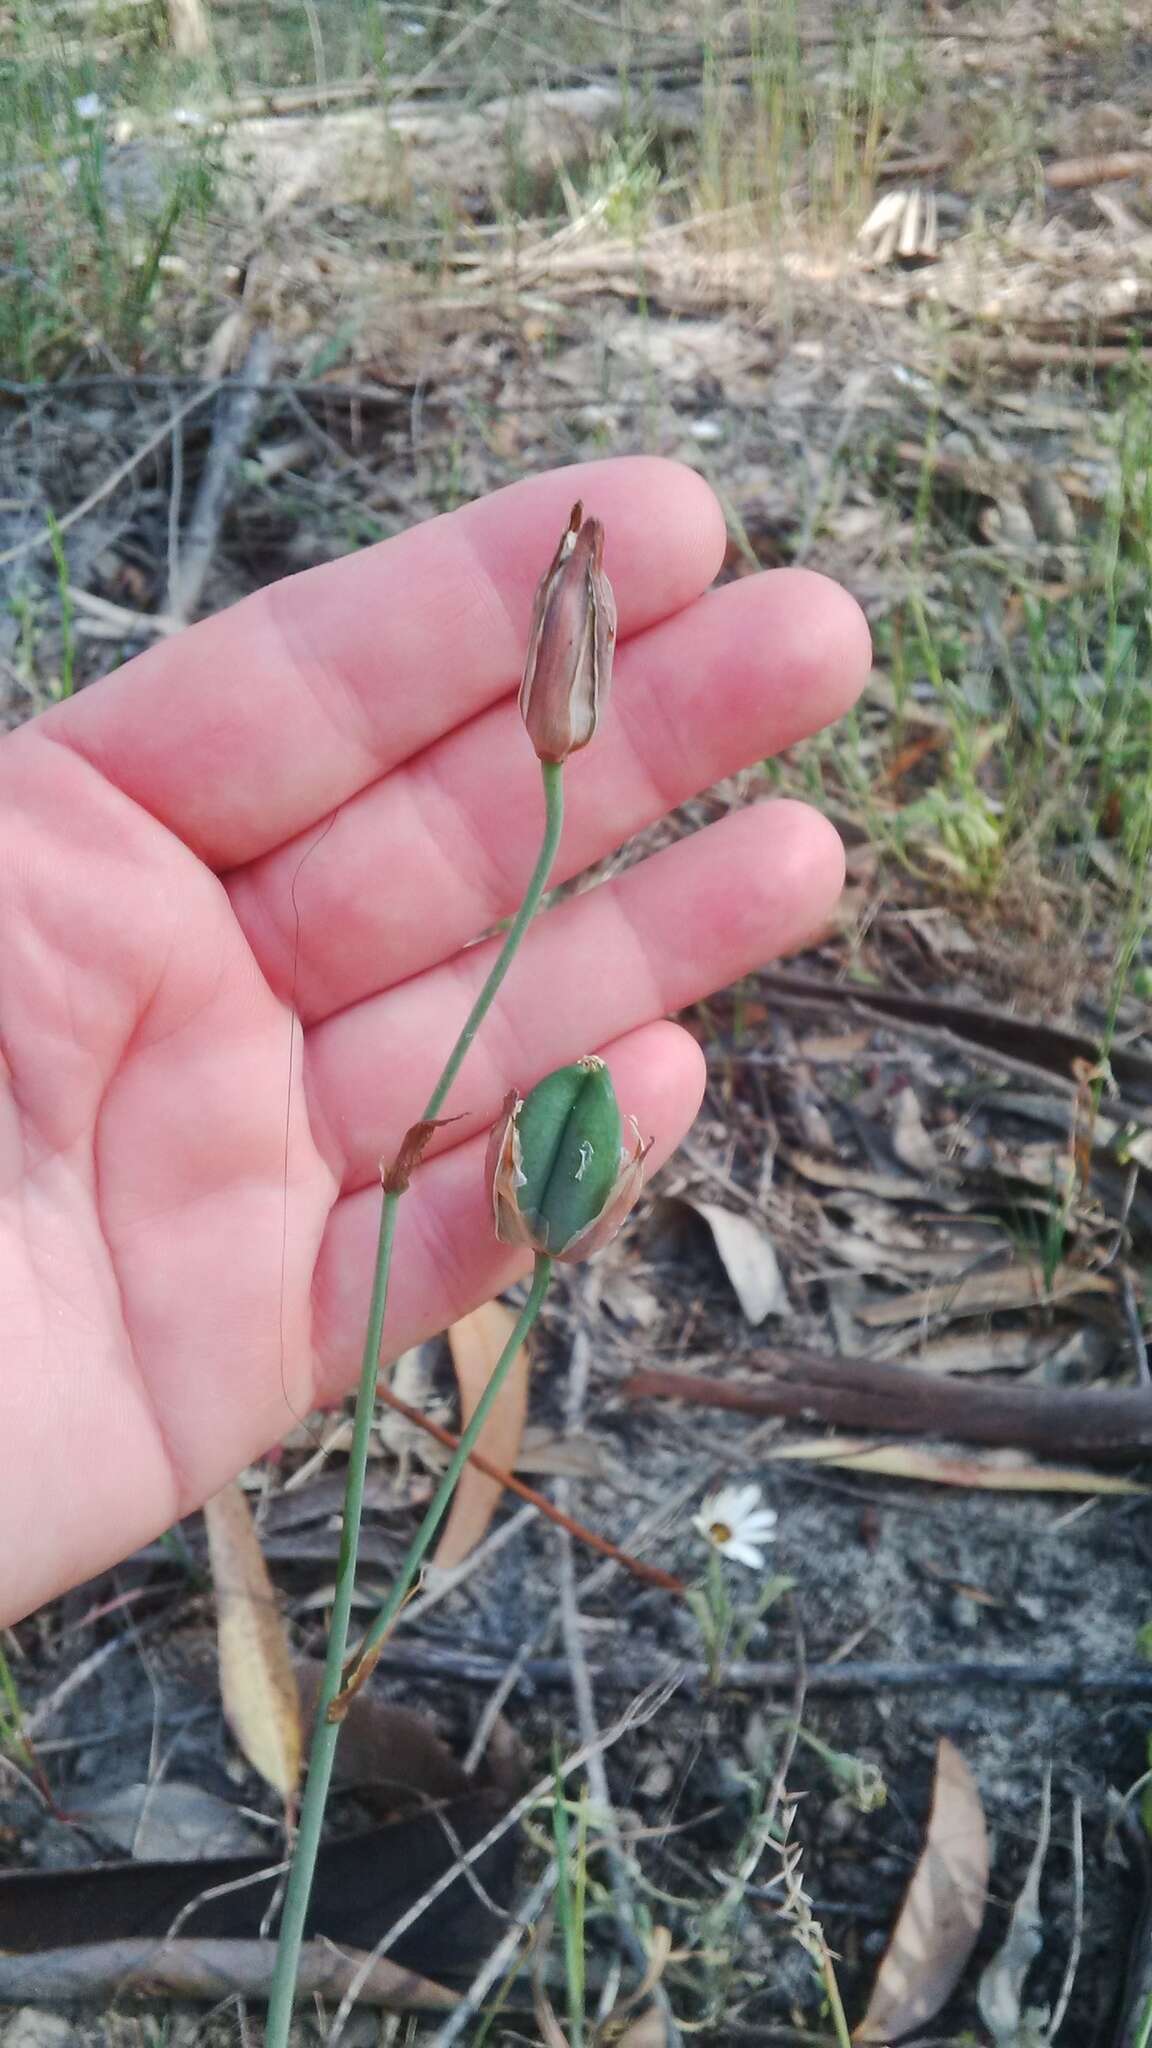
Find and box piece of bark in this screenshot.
[950,337,1152,373]
[1046,152,1152,190]
[624,1350,1152,1462]
[165,328,275,625]
[167,0,212,56]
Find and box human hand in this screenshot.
[0,458,869,1622]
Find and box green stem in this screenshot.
[353,1253,552,1673]
[264,1190,398,2048]
[820,1933,853,2048]
[266,763,564,2048]
[424,758,565,1122]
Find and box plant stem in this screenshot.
[264,1189,398,2048]
[267,1261,552,2045]
[0,1641,27,1757]
[350,1254,553,1677]
[819,1933,853,2048]
[265,763,564,2048]
[424,759,565,1122]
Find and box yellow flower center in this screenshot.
[709,1521,733,1544]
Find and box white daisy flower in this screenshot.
[692,1483,778,1570]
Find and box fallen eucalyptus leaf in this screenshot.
[854,1737,988,2041]
[675,1197,788,1323]
[517,1424,611,1479]
[891,1086,946,1175]
[857,1262,1112,1327]
[203,1479,302,1804]
[765,1437,1146,1495]
[823,1225,983,1280]
[0,1939,456,2009]
[796,1028,872,1062]
[788,1150,949,1204]
[898,1325,1105,1377]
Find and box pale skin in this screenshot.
[0,458,871,1626]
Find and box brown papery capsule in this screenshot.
[518,502,617,763]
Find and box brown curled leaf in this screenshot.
[203,1481,302,1806]
[854,1738,988,2041]
[381,1115,463,1193]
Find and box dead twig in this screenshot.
[165,329,275,626]
[374,1642,1152,1698]
[1046,1794,1084,2039]
[458,1471,710,1777]
[1122,1270,1152,1389]
[0,374,410,403]
[427,1863,558,2047]
[625,1355,1152,1463]
[67,580,264,646]
[23,1636,131,1740]
[949,336,1152,374]
[877,151,952,181]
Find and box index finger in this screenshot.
[42,458,726,869]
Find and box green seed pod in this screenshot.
[515,1058,622,1249]
[486,1056,649,1261]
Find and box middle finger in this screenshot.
[303,797,844,1194]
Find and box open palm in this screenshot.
[0,459,869,1623]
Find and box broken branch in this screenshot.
[624,1351,1152,1462]
[376,1385,683,1592]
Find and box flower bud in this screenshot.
[486,1056,649,1260]
[519,502,616,763]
